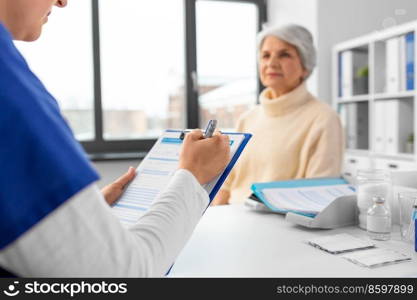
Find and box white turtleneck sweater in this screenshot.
[221,83,344,204]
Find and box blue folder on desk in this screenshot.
[250,177,354,218]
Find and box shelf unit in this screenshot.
[332,20,417,182]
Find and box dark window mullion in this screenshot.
[92,0,104,142]
[257,0,268,100]
[185,0,199,129]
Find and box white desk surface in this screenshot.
[169,205,417,277]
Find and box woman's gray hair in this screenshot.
[257,24,316,78]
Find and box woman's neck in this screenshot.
[269,83,301,98]
[260,82,311,117]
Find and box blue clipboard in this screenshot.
[208,132,252,200]
[166,130,252,201]
[251,177,352,217]
[163,130,251,276]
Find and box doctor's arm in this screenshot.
[0,131,229,277]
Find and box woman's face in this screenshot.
[2,0,67,41]
[259,36,307,96]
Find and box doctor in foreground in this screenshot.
[0,0,230,277]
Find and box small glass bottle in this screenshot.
[367,196,391,241]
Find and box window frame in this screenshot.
[82,0,267,159]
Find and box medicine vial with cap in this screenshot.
[367,196,391,241]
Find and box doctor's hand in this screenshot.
[101,167,136,206]
[179,129,230,185]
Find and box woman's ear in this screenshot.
[301,69,309,81]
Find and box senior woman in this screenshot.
[212,24,344,205]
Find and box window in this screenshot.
[15,0,266,156]
[99,0,186,140]
[196,1,259,130]
[15,0,94,141]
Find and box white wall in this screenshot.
[267,0,317,32]
[267,0,319,96]
[268,0,417,103]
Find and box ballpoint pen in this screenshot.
[179,119,218,140]
[203,119,217,138]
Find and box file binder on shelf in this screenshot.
[340,50,353,97]
[386,37,401,93]
[248,177,358,229]
[373,99,413,155]
[340,50,368,97]
[406,32,415,91]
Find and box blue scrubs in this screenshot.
[0,22,99,254]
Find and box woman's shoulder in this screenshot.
[239,104,262,119]
[235,105,262,128]
[306,95,340,124]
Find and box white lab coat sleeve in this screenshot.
[0,169,209,277]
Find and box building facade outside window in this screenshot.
[15,0,266,156]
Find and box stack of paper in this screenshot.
[342,248,412,268]
[260,183,355,216]
[306,233,412,268]
[307,234,375,254]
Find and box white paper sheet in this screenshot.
[342,248,412,268]
[307,233,375,254]
[262,184,355,215]
[112,130,245,227]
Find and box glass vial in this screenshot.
[356,169,391,230]
[367,196,391,241]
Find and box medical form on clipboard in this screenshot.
[112,129,251,227]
